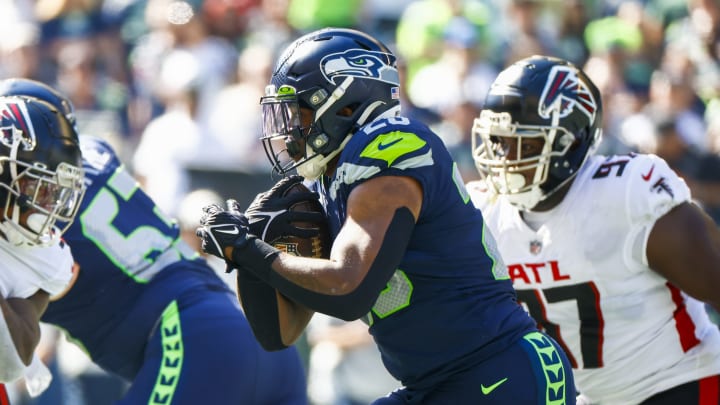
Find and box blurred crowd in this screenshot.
[2,0,720,403]
[2,0,719,219]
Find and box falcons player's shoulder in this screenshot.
[619,154,691,221]
[466,180,493,211]
[27,239,77,297]
[583,154,676,190]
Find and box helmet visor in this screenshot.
[260,96,301,141]
[260,85,311,175]
[15,161,85,226]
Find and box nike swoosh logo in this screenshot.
[215,227,240,235]
[377,138,402,150]
[481,377,508,395]
[641,165,655,181]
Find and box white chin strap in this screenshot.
[488,173,544,211]
[505,188,544,211]
[297,135,354,181]
[296,144,335,180]
[26,213,49,234]
[0,219,29,246]
[0,213,55,246]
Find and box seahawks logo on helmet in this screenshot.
[538,65,597,122]
[0,99,37,151]
[320,49,399,86]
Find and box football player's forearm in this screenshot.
[238,208,414,321]
[0,293,46,365]
[276,292,314,346]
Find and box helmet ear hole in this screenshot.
[337,105,357,117]
[285,137,301,158]
[567,136,582,151]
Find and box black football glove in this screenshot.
[245,175,325,241]
[196,201,250,260]
[197,200,281,276]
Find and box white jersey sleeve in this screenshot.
[0,238,75,298]
[0,238,73,386]
[623,154,691,269]
[468,154,720,404]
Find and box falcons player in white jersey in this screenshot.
[0,95,84,396]
[467,55,720,404]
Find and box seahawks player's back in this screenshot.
[41,135,308,404]
[468,56,720,404]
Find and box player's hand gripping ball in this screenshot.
[246,175,331,258]
[196,202,251,260]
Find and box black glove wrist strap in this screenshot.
[231,236,281,278]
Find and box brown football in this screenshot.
[267,182,331,259]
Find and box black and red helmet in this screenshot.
[0,78,77,129]
[0,96,84,245]
[472,55,603,210]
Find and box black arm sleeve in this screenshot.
[236,207,415,321]
[235,269,288,351]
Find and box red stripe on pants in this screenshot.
[699,375,720,405]
[0,383,10,405]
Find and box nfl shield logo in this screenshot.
[274,242,299,256]
[530,240,542,255]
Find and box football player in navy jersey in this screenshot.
[0,78,309,405]
[197,27,576,404]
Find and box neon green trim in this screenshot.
[523,332,566,405]
[149,301,183,405]
[482,222,509,280]
[277,85,297,98]
[371,270,413,318]
[452,162,470,204]
[359,131,426,167]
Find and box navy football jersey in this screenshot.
[317,117,536,387]
[43,136,308,403]
[42,136,228,377]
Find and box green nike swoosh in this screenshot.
[481,377,508,395]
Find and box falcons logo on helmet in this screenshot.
[0,98,37,151]
[538,66,597,122]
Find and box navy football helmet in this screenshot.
[0,78,77,130]
[0,96,85,246]
[472,55,603,210]
[260,28,401,179]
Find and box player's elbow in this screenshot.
[322,291,377,321]
[330,306,370,322]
